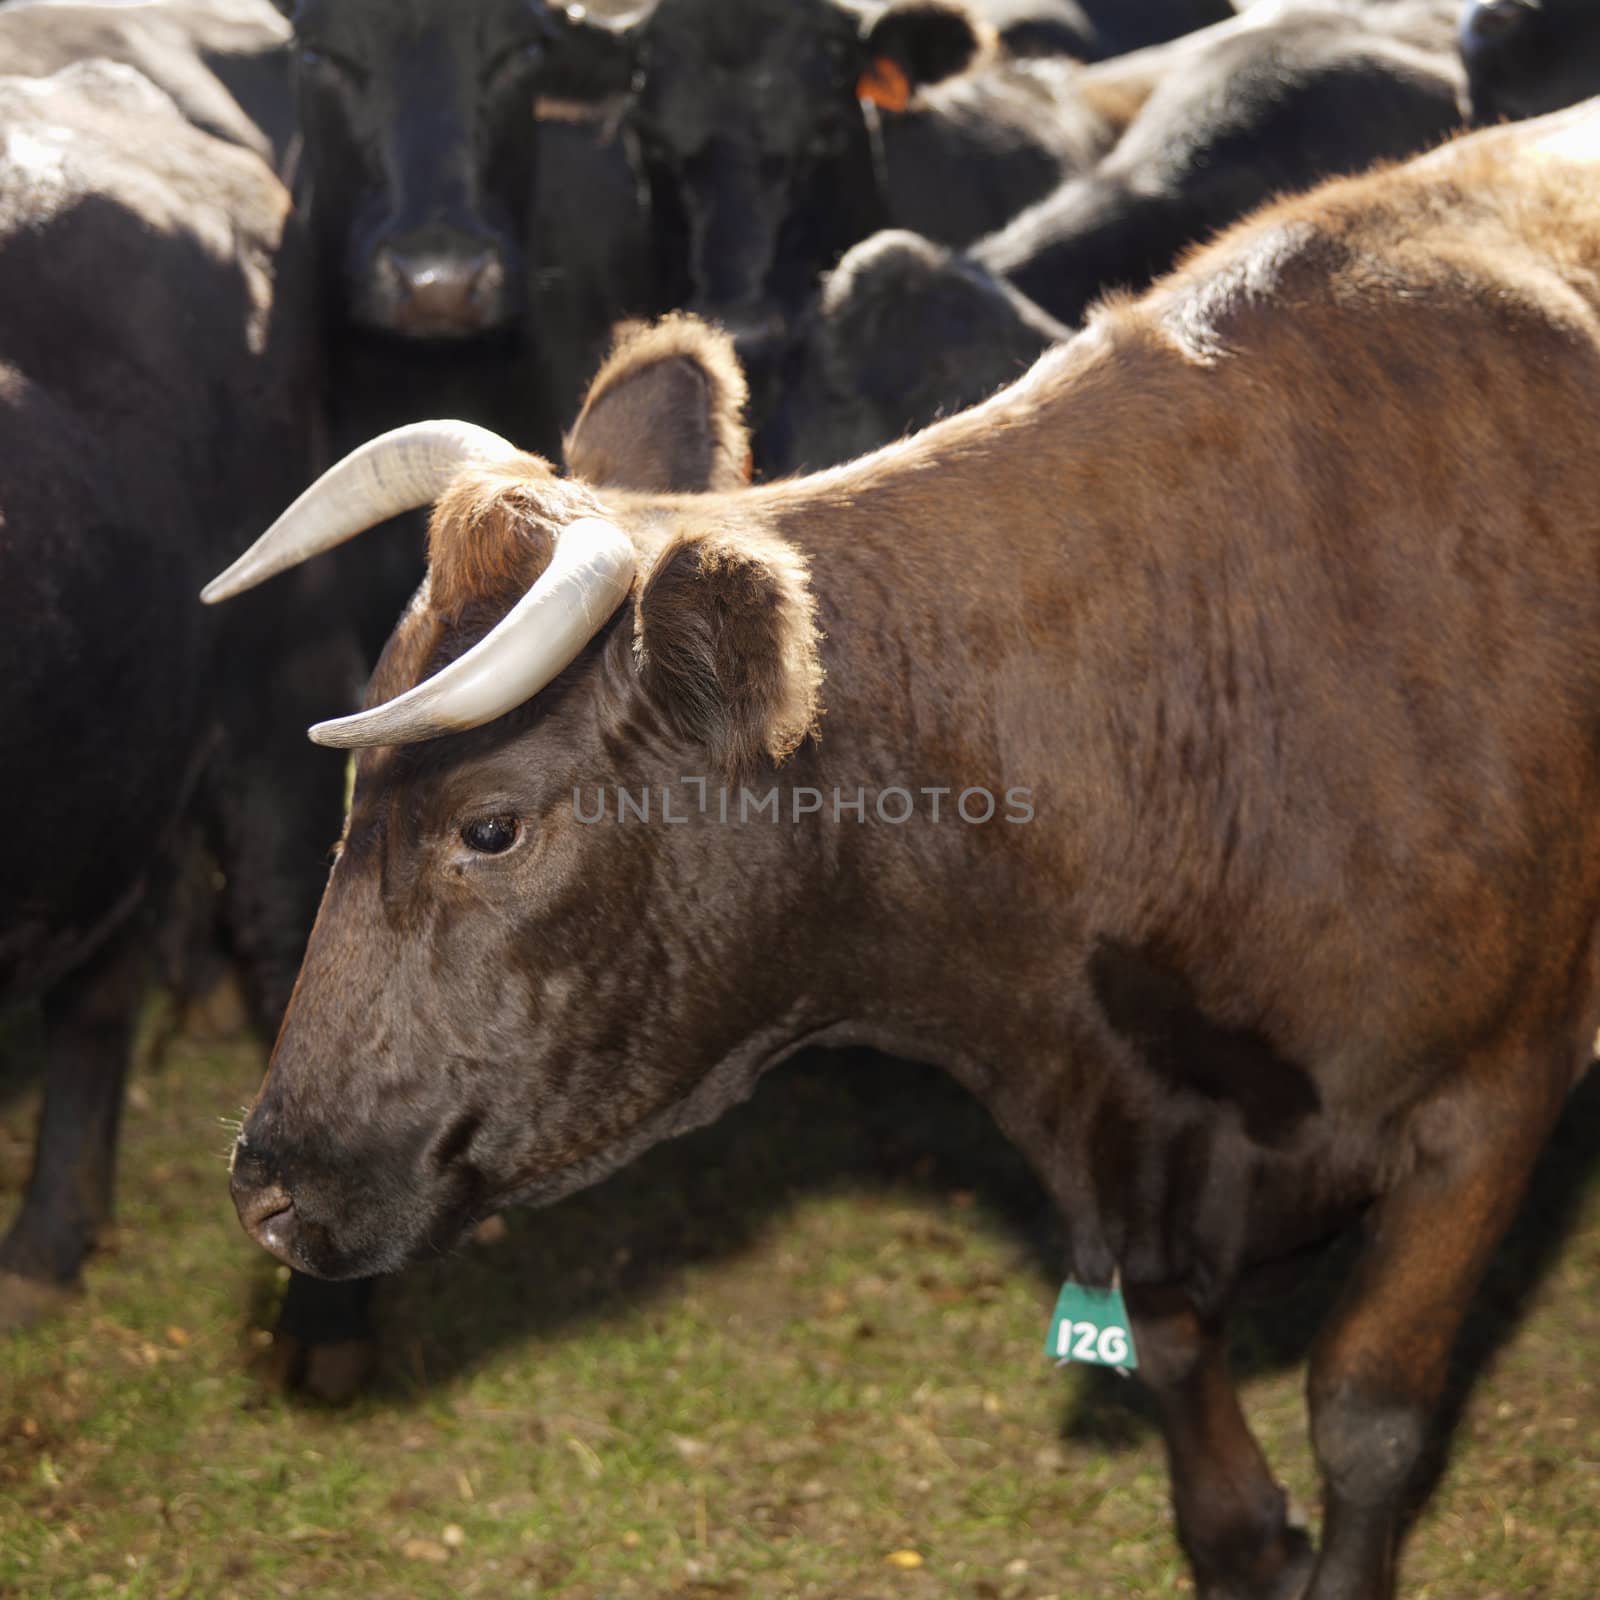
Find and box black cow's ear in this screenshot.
[539,4,643,102]
[565,316,753,493]
[633,531,823,774]
[857,0,991,110]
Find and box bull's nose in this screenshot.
[372,244,508,337]
[1459,0,1538,55]
[231,1175,298,1264]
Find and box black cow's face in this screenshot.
[632,0,866,347]
[1459,0,1600,124]
[582,0,986,361]
[285,0,552,339]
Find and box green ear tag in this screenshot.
[1045,1279,1138,1374]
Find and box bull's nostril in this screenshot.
[234,1181,294,1248]
[256,1204,297,1263]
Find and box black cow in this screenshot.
[975,0,1102,55]
[0,0,386,1399]
[281,0,547,345]
[765,1,1463,474]
[1458,0,1600,122]
[973,0,1465,326]
[276,0,646,392]
[966,0,1228,58]
[974,0,1233,59]
[558,0,1115,377]
[881,1,1239,67]
[271,0,650,660]
[0,0,294,161]
[0,61,353,1341]
[1082,0,1237,53]
[877,55,1125,244]
[761,228,1068,473]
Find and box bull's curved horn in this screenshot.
[308,517,637,749]
[201,421,531,604]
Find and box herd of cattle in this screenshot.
[6,0,1600,1594]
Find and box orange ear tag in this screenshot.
[856,56,911,113]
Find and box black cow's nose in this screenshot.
[1459,0,1538,55]
[233,1178,298,1263]
[231,1145,300,1265]
[370,242,509,338]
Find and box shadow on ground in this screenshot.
[343,1050,1062,1398]
[278,1044,1600,1487]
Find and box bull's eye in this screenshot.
[461,814,521,855]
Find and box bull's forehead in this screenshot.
[349,462,624,756]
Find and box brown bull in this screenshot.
[208,105,1600,1600]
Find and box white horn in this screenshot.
[201,420,530,604]
[308,517,637,749]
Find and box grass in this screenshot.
[2,1007,1599,1600]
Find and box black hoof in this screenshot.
[262,1331,378,1404]
[260,1270,379,1401]
[1198,1525,1315,1600]
[0,1269,81,1333]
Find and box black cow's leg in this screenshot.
[0,939,143,1328]
[266,1272,379,1401]
[1303,1060,1563,1600]
[1130,1286,1313,1600]
[205,581,378,1401]
[207,740,380,1404]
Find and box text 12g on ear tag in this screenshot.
[1045,1280,1138,1374]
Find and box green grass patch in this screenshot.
[3,1022,1599,1598]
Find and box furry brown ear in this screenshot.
[565,315,752,493]
[633,529,822,774]
[858,0,991,110]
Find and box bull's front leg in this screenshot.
[1129,1285,1313,1600]
[1303,1055,1566,1600]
